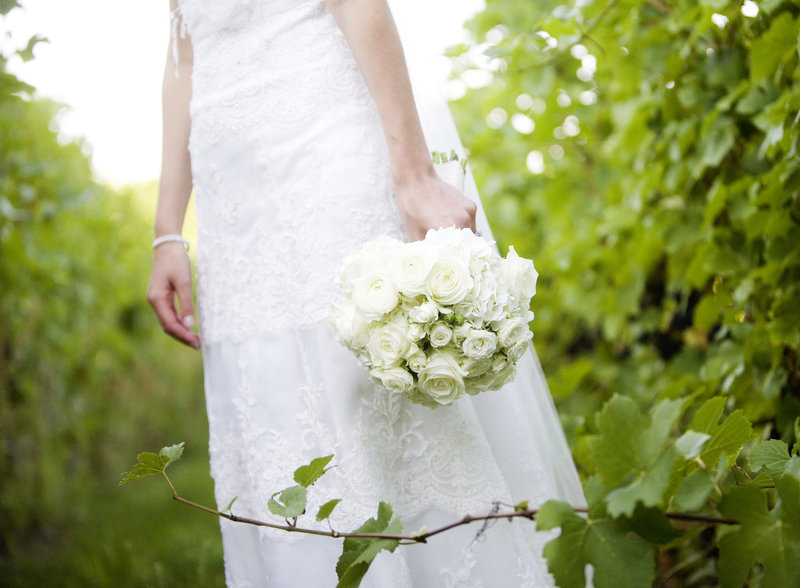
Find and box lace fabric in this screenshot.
[177,0,585,585]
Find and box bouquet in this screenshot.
[330,226,538,408]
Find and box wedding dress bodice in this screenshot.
[177,0,404,345]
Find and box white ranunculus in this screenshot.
[462,329,499,359]
[352,272,399,319]
[495,317,530,348]
[372,366,415,395]
[417,350,466,406]
[366,324,411,368]
[429,322,453,348]
[426,249,473,307]
[407,350,427,373]
[393,240,438,294]
[502,246,538,303]
[408,301,439,324]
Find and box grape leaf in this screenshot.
[749,12,798,82]
[268,485,307,518]
[673,469,716,511]
[588,396,683,514]
[159,442,185,471]
[119,452,167,484]
[294,454,334,488]
[119,443,184,485]
[605,447,679,517]
[675,430,711,460]
[626,505,679,545]
[336,502,402,588]
[717,461,800,587]
[749,439,791,481]
[17,35,48,63]
[689,397,753,467]
[0,0,20,16]
[536,499,656,588]
[316,498,341,522]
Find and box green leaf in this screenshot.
[224,496,238,512]
[0,0,20,16]
[294,454,334,488]
[717,463,800,587]
[588,396,683,487]
[159,442,185,471]
[696,114,735,172]
[625,505,679,545]
[536,500,657,588]
[749,12,798,81]
[316,498,341,522]
[675,430,712,460]
[605,447,680,517]
[336,502,402,588]
[17,35,48,63]
[689,398,753,467]
[749,439,791,481]
[119,452,167,485]
[268,485,307,519]
[673,469,716,511]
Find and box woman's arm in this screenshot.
[327,0,476,241]
[146,0,200,349]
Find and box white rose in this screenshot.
[372,366,415,395]
[366,324,411,368]
[338,252,365,295]
[506,337,532,363]
[352,272,399,319]
[425,248,473,308]
[417,350,466,406]
[408,301,439,324]
[452,323,472,343]
[502,246,538,303]
[490,358,517,390]
[462,356,492,377]
[428,322,453,348]
[405,322,424,342]
[494,317,531,348]
[393,241,437,294]
[407,350,427,373]
[462,329,498,359]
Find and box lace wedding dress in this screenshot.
[175,0,585,585]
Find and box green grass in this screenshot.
[3,450,225,588]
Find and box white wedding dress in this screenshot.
[175,0,585,586]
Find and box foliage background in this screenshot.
[1,0,798,586]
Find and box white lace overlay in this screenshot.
[180,0,585,585]
[180,0,403,344]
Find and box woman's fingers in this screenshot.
[396,175,478,241]
[147,245,200,349]
[147,286,200,349]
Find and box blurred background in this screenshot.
[1,0,798,586]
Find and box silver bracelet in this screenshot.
[152,234,190,251]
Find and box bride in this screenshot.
[147,0,584,585]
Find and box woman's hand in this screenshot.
[395,173,477,241]
[147,243,200,349]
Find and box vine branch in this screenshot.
[163,471,739,544]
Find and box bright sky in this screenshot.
[2,0,483,185]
